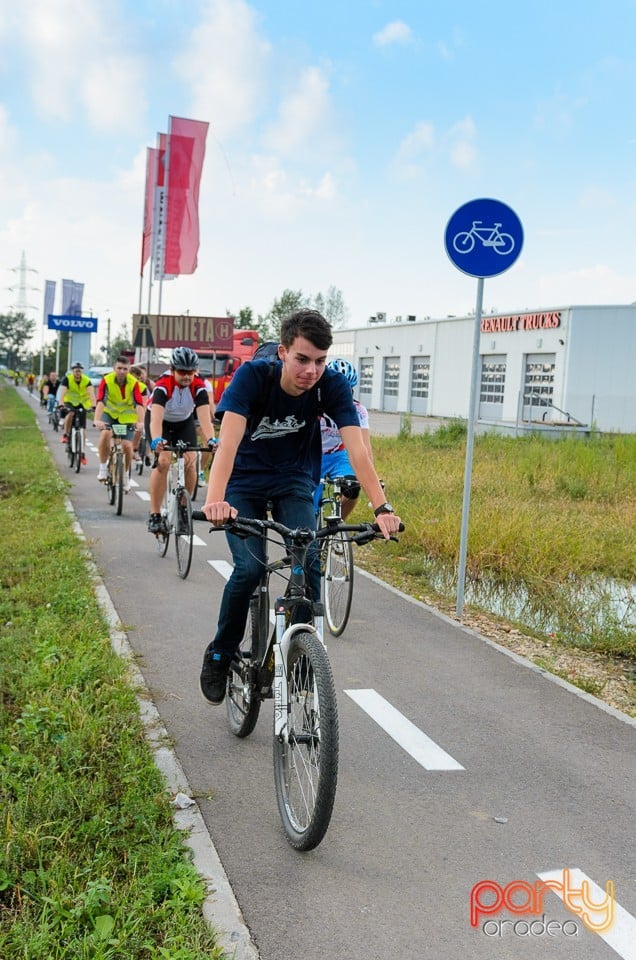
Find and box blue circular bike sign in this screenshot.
[444,198,523,278]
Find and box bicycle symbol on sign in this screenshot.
[452,221,515,256]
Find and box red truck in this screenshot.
[190,330,260,405]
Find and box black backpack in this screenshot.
[252,340,280,362]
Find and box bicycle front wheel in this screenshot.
[226,595,266,738]
[273,631,339,851]
[74,430,82,474]
[324,533,354,636]
[114,450,124,516]
[174,488,193,579]
[66,429,75,469]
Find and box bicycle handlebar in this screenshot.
[191,512,404,544]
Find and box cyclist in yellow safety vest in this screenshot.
[93,356,145,490]
[58,361,97,465]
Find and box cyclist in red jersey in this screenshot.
[146,346,216,533]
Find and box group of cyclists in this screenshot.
[40,349,215,512]
[31,308,401,708]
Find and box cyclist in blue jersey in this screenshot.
[199,309,401,704]
[314,357,373,521]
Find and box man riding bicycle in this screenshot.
[146,346,216,534]
[199,309,401,704]
[58,362,96,465]
[93,356,145,489]
[41,371,59,414]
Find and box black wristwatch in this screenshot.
[374,502,395,517]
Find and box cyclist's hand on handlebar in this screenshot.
[374,511,402,540]
[150,437,166,451]
[201,500,238,526]
[93,420,107,430]
[133,421,143,432]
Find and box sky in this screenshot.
[1,0,636,355]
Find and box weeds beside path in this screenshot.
[362,422,636,718]
[0,386,224,958]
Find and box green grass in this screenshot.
[0,386,224,959]
[362,425,636,658]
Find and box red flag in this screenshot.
[140,147,159,275]
[163,116,209,276]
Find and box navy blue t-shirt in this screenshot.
[217,359,359,493]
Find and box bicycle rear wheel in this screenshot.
[155,501,170,557]
[135,435,146,475]
[323,532,354,636]
[226,595,266,738]
[114,450,124,515]
[273,631,339,851]
[174,488,193,579]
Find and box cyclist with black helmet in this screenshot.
[146,346,216,534]
[314,357,373,520]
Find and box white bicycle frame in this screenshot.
[164,453,187,529]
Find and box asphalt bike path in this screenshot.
[29,391,636,960]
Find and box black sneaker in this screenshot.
[200,651,231,704]
[147,513,164,534]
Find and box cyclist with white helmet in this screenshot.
[58,361,97,464]
[146,346,216,533]
[313,358,373,520]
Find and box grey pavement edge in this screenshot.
[65,501,259,960]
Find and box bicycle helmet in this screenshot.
[327,357,358,388]
[170,346,199,371]
[71,360,84,369]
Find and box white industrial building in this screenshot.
[331,304,636,434]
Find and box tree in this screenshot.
[229,285,349,344]
[0,312,36,368]
[322,285,348,329]
[109,324,133,362]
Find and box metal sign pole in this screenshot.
[456,277,484,618]
[444,197,523,621]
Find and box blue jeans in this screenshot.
[208,480,321,659]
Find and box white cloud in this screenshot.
[392,122,435,179]
[537,264,636,304]
[174,0,271,141]
[373,21,413,48]
[247,154,337,215]
[447,115,477,169]
[263,66,334,156]
[16,0,146,133]
[0,103,18,154]
[577,184,617,210]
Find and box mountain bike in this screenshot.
[65,406,86,474]
[153,442,207,579]
[49,404,62,432]
[193,511,403,850]
[317,476,356,636]
[104,423,128,516]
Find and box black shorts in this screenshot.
[146,411,197,449]
[65,406,87,429]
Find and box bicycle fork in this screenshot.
[272,604,325,741]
